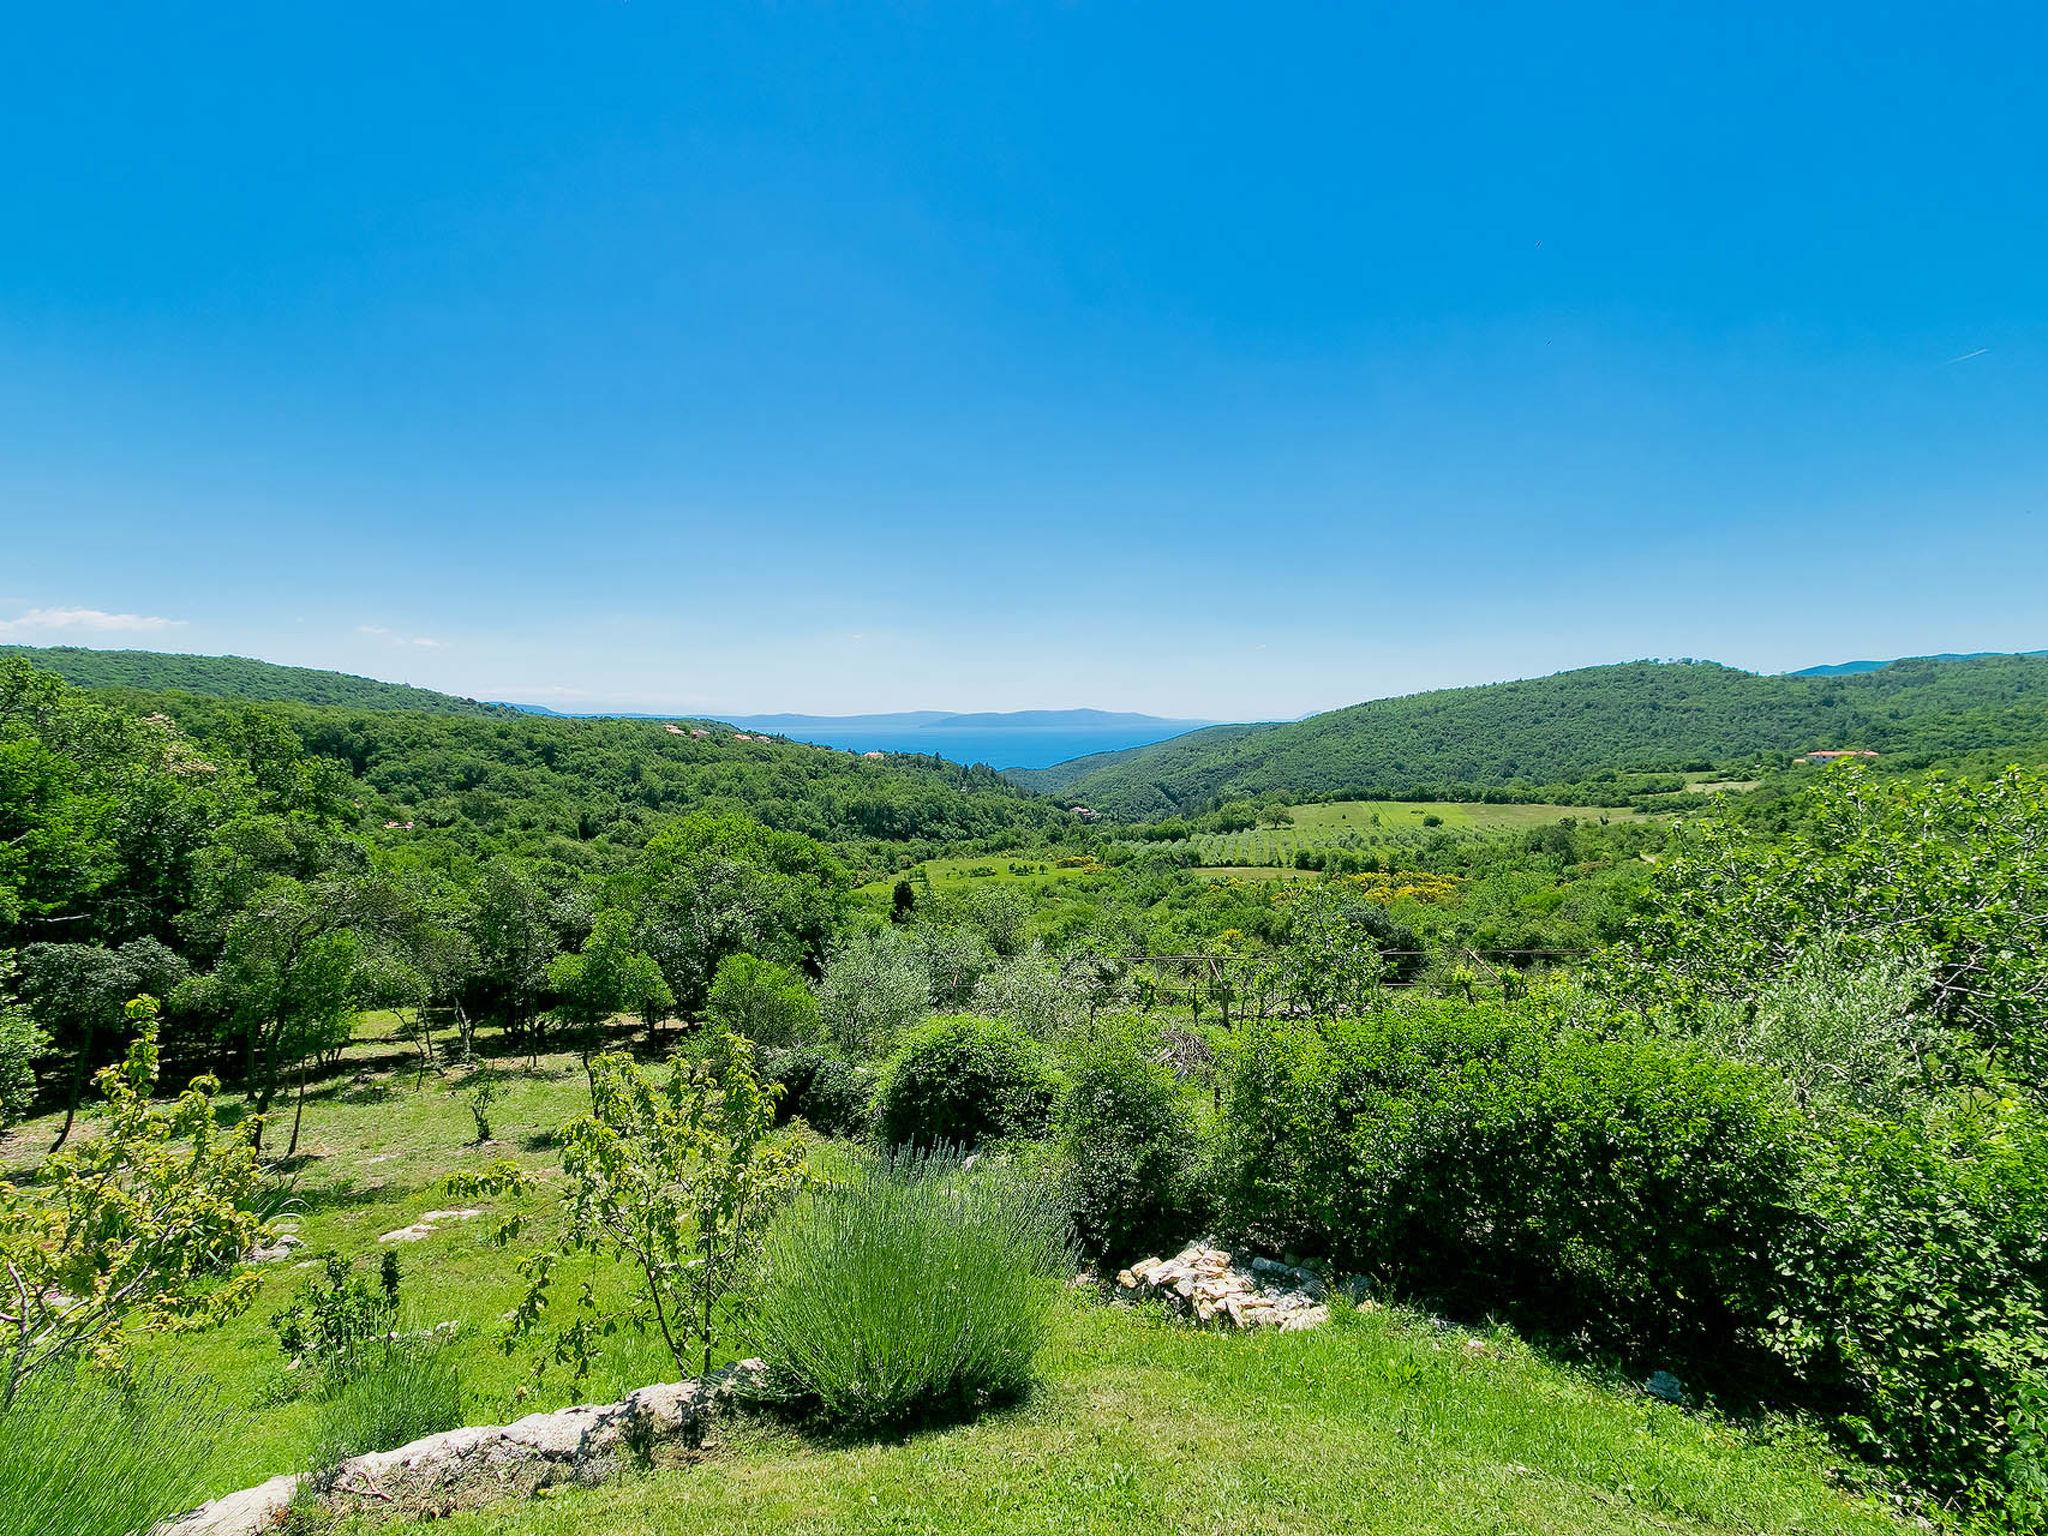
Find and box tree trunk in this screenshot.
[48,1023,94,1153]
[286,1056,309,1158]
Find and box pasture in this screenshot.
[1170,800,1647,870]
[855,853,1105,903]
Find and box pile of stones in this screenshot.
[1114,1241,1336,1331]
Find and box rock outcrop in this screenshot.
[159,1360,766,1536]
[377,1208,482,1244]
[1115,1241,1334,1331]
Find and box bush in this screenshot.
[876,1015,1058,1150]
[748,1147,1070,1429]
[1058,1034,1204,1264]
[759,1044,872,1138]
[0,1366,243,1536]
[706,954,823,1048]
[1772,1095,2048,1517]
[273,1253,402,1384]
[1216,1001,1802,1387]
[308,1340,465,1473]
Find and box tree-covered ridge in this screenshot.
[0,646,500,715]
[4,666,1062,888]
[1027,656,2048,817]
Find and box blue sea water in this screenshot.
[729,723,1193,771]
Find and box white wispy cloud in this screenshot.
[0,606,185,637]
[357,624,445,649]
[1943,347,1990,365]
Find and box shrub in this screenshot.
[706,954,823,1048]
[1772,1094,2048,1516]
[0,1366,242,1536]
[748,1147,1070,1429]
[910,924,996,1010]
[759,1044,872,1138]
[273,1253,403,1384]
[1058,1034,1204,1264]
[308,1340,465,1473]
[876,1015,1058,1150]
[1216,1001,1802,1387]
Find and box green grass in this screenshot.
[0,1012,694,1499]
[1166,800,1652,872]
[337,1301,1898,1536]
[4,1011,1906,1534]
[856,854,1102,903]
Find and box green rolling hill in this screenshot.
[1011,656,2048,817]
[0,646,500,714]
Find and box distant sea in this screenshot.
[726,721,1193,771]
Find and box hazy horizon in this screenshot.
[7,636,2034,727]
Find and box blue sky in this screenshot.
[2,4,2043,718]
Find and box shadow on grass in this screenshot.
[741,1377,1044,1453]
[280,1177,419,1219]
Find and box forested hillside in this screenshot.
[1022,656,2048,816]
[24,678,1060,884]
[0,646,499,715]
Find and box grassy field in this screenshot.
[855,853,1105,903]
[0,1013,690,1497]
[337,1299,1896,1536]
[1173,800,1647,870]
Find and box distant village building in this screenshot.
[862,750,886,759]
[663,723,685,735]
[1069,805,1102,822]
[690,729,709,738]
[1798,748,1880,763]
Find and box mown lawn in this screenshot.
[339,1300,1897,1536]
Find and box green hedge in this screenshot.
[1215,1003,1802,1386]
[1773,1096,2048,1514]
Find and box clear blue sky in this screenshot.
[2,4,2043,718]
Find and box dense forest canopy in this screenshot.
[1016,656,2048,815]
[0,647,503,715]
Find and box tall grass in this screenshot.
[308,1339,466,1475]
[0,1367,243,1536]
[749,1147,1072,1431]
